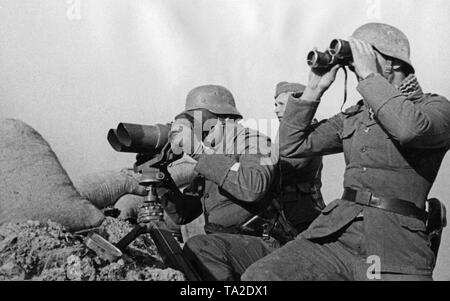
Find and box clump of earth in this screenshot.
[0,217,185,281]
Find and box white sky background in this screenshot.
[0,0,449,280]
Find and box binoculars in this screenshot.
[307,39,352,70]
[108,123,171,154]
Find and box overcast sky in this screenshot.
[1,0,449,280]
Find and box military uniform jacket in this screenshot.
[279,74,450,275]
[161,122,275,231]
[271,135,325,229]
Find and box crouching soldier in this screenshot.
[159,85,275,230]
[178,83,326,281]
[145,85,280,280]
[242,23,450,281]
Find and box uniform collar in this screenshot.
[343,100,364,117]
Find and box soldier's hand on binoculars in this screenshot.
[349,38,378,80]
[304,63,341,101]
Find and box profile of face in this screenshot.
[274,92,292,121]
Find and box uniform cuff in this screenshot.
[282,95,320,130]
[194,154,237,186]
[357,73,403,115]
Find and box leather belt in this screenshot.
[342,188,428,223]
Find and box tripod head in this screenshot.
[137,167,165,225]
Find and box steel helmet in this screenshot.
[352,23,414,74]
[184,85,242,118]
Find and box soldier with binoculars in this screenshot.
[242,23,450,281]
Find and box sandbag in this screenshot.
[114,194,144,221]
[74,155,198,210]
[0,119,105,232]
[73,169,148,210]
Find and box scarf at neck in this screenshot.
[366,74,423,120]
[397,74,423,98]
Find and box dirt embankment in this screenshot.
[0,217,185,281]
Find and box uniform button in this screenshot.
[364,128,370,133]
[361,146,367,153]
[362,167,368,172]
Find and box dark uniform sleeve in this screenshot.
[272,120,322,172]
[358,74,450,149]
[194,130,275,203]
[279,95,345,159]
[159,185,203,225]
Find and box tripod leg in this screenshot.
[115,224,147,251]
[149,227,201,281]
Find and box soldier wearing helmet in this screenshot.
[170,83,328,281]
[183,85,243,118]
[243,23,450,281]
[155,85,287,280]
